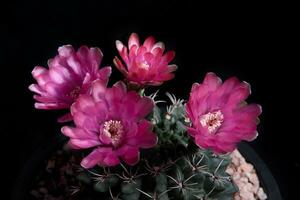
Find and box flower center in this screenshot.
[103,120,124,147]
[139,61,150,70]
[68,86,81,101]
[199,110,224,134]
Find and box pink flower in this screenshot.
[113,33,177,87]
[29,45,111,122]
[186,72,262,154]
[61,80,157,168]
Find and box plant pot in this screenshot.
[11,135,282,200]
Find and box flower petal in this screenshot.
[68,138,100,149]
[57,112,73,122]
[114,33,176,87]
[62,126,97,140]
[81,148,119,168]
[186,72,262,154]
[128,33,140,49]
[127,120,157,148]
[117,145,140,166]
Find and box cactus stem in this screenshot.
[158,188,173,198]
[69,185,80,196]
[166,175,180,185]
[144,160,173,176]
[109,187,120,200]
[214,159,224,174]
[118,164,147,183]
[183,173,197,183]
[136,188,153,198]
[88,168,111,183]
[206,185,216,197]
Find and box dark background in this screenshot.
[2,0,292,199]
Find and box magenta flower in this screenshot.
[113,33,177,87]
[186,72,262,154]
[61,80,157,168]
[29,45,111,122]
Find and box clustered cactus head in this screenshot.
[29,32,262,199]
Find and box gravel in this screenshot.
[227,150,267,200]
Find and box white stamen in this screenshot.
[103,120,124,146]
[199,110,224,133]
[140,61,150,70]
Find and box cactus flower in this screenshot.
[61,80,157,168]
[186,72,262,154]
[29,45,111,122]
[113,33,177,87]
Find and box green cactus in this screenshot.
[71,93,237,199]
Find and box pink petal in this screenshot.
[50,65,73,84]
[203,72,222,91]
[97,66,112,85]
[57,112,73,122]
[33,95,56,103]
[143,36,156,50]
[102,153,120,166]
[120,46,129,64]
[218,76,241,95]
[117,145,140,166]
[127,120,157,148]
[68,138,100,149]
[113,57,128,76]
[116,40,124,52]
[226,81,251,107]
[144,52,154,63]
[66,55,82,75]
[128,94,154,120]
[58,45,74,57]
[167,64,177,73]
[113,81,127,92]
[32,66,47,79]
[156,73,175,82]
[81,148,120,168]
[80,149,103,168]
[62,126,97,140]
[44,82,66,97]
[215,140,237,153]
[128,33,140,49]
[75,95,96,113]
[187,127,198,137]
[81,73,92,92]
[33,71,51,86]
[151,47,164,57]
[103,82,127,115]
[163,51,175,62]
[89,47,103,70]
[151,42,165,52]
[34,102,68,109]
[29,84,44,94]
[92,80,107,101]
[73,111,98,131]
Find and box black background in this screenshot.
[2,0,292,199]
